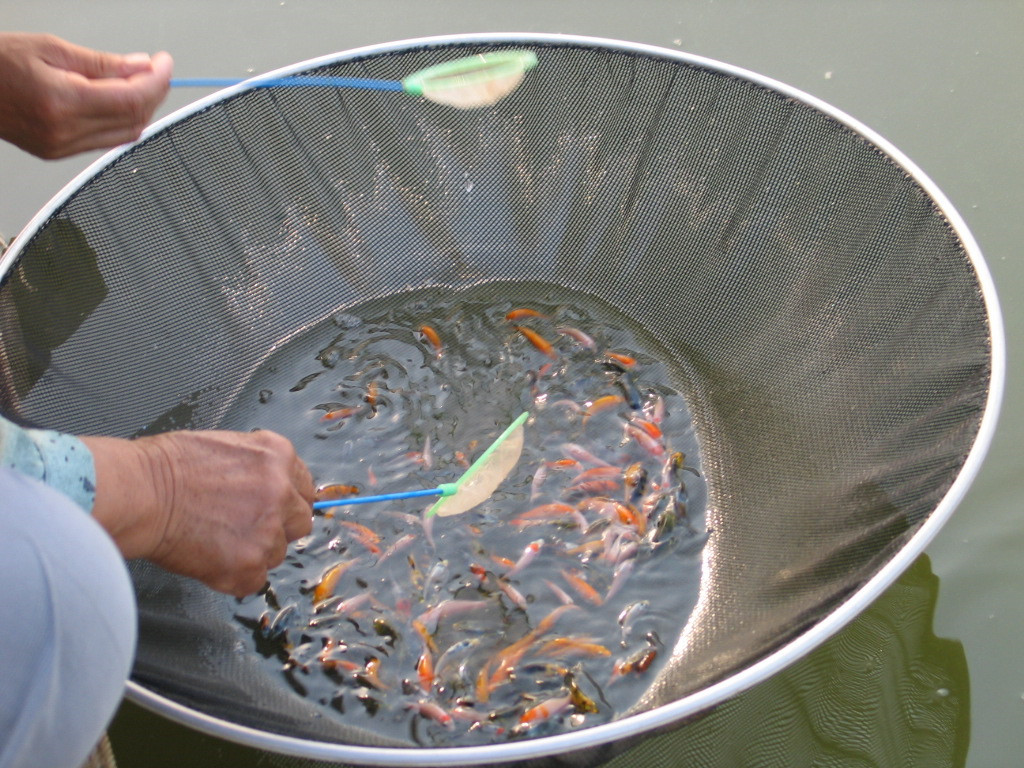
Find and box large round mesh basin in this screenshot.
[0,34,1002,767]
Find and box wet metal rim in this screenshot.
[4,32,1005,766]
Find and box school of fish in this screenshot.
[236,301,705,746]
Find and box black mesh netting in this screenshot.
[0,36,995,767]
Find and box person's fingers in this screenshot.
[42,123,147,158]
[284,501,313,542]
[224,567,269,599]
[267,531,290,570]
[39,35,151,79]
[215,533,280,597]
[36,50,173,157]
[282,455,314,542]
[73,55,172,121]
[92,427,316,597]
[147,51,174,86]
[292,453,315,503]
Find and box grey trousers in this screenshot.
[0,469,136,768]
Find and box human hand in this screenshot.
[83,430,314,597]
[0,32,173,159]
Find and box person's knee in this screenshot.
[0,469,136,768]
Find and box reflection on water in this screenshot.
[108,554,968,767]
[605,554,968,768]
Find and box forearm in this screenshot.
[0,417,170,558]
[84,429,314,597]
[2,416,313,596]
[79,433,169,560]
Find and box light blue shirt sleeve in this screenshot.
[0,417,95,512]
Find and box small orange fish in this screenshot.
[475,660,494,703]
[567,479,620,497]
[481,600,577,694]
[626,423,665,457]
[613,500,641,526]
[564,539,605,557]
[411,619,438,655]
[624,463,648,496]
[416,650,435,692]
[312,560,357,603]
[318,640,361,672]
[519,694,572,726]
[405,699,453,729]
[364,381,379,407]
[418,325,443,355]
[534,603,584,635]
[630,416,663,440]
[488,634,538,687]
[490,554,517,569]
[535,636,612,658]
[359,656,389,690]
[567,466,622,497]
[597,498,646,535]
[605,352,637,368]
[320,406,360,422]
[561,568,604,607]
[486,606,579,688]
[505,308,546,322]
[510,502,575,525]
[338,520,382,554]
[320,656,361,673]
[546,458,582,470]
[572,466,622,483]
[514,325,558,359]
[611,646,658,679]
[583,394,625,423]
[315,483,360,501]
